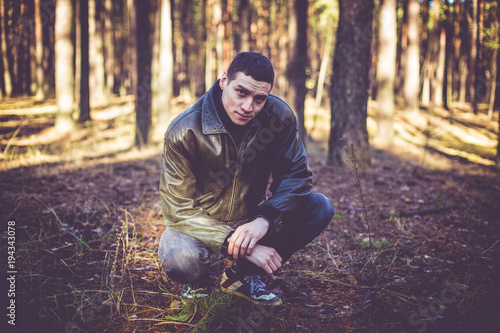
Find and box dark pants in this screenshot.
[158,193,335,285]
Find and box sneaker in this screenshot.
[180,284,209,300]
[220,271,282,306]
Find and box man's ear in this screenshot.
[219,72,227,90]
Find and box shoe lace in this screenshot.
[245,275,266,294]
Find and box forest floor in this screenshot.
[1,96,499,333]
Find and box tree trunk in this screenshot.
[434,23,446,106]
[328,0,373,166]
[35,0,45,100]
[55,0,74,131]
[422,0,440,107]
[127,0,137,96]
[277,0,288,98]
[0,0,12,97]
[15,2,27,94]
[375,0,397,147]
[474,0,486,114]
[420,0,431,106]
[224,0,233,69]
[421,0,429,71]
[180,0,193,101]
[459,53,467,105]
[30,17,36,95]
[488,0,498,119]
[75,0,81,109]
[314,33,333,113]
[238,0,250,52]
[215,0,224,77]
[89,0,105,106]
[287,0,308,144]
[444,0,452,110]
[470,0,478,112]
[135,0,152,147]
[497,17,500,164]
[452,0,462,102]
[155,0,173,134]
[205,0,215,89]
[404,0,420,116]
[396,0,408,101]
[79,0,90,122]
[104,0,115,102]
[497,45,500,164]
[151,0,160,129]
[256,0,270,58]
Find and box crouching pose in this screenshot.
[158,52,334,306]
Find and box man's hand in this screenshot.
[245,244,282,276]
[228,217,269,259]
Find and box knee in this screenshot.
[309,193,335,229]
[158,228,210,284]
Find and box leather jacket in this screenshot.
[159,81,312,253]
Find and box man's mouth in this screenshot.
[235,112,252,120]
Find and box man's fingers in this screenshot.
[263,264,272,275]
[246,238,258,256]
[273,256,282,269]
[232,238,241,259]
[227,236,235,255]
[239,237,251,258]
[276,252,283,264]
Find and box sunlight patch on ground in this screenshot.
[0,99,163,171]
[0,103,58,115]
[1,96,498,172]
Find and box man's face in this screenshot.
[219,72,272,126]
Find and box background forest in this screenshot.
[1,0,500,332]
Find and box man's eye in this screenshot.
[255,97,266,103]
[238,90,246,95]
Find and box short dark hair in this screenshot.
[226,52,274,88]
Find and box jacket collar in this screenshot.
[202,80,266,135]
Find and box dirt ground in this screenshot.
[1,97,499,332]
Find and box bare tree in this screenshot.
[89,0,105,106]
[34,0,44,100]
[287,0,308,144]
[328,0,374,166]
[0,0,12,97]
[404,0,420,116]
[375,0,397,146]
[488,0,498,119]
[134,0,152,147]
[238,0,251,52]
[205,0,216,90]
[104,0,114,102]
[54,0,74,131]
[434,3,446,106]
[470,0,478,113]
[79,0,90,122]
[215,0,224,78]
[155,0,173,135]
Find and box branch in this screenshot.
[380,205,454,219]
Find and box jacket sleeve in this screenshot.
[256,110,313,234]
[159,137,233,253]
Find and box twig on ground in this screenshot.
[344,144,375,257]
[4,196,26,222]
[380,205,454,219]
[1,120,28,158]
[127,317,198,328]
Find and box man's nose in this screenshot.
[241,98,253,112]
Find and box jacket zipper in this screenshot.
[225,132,250,220]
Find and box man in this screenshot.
[158,52,334,306]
